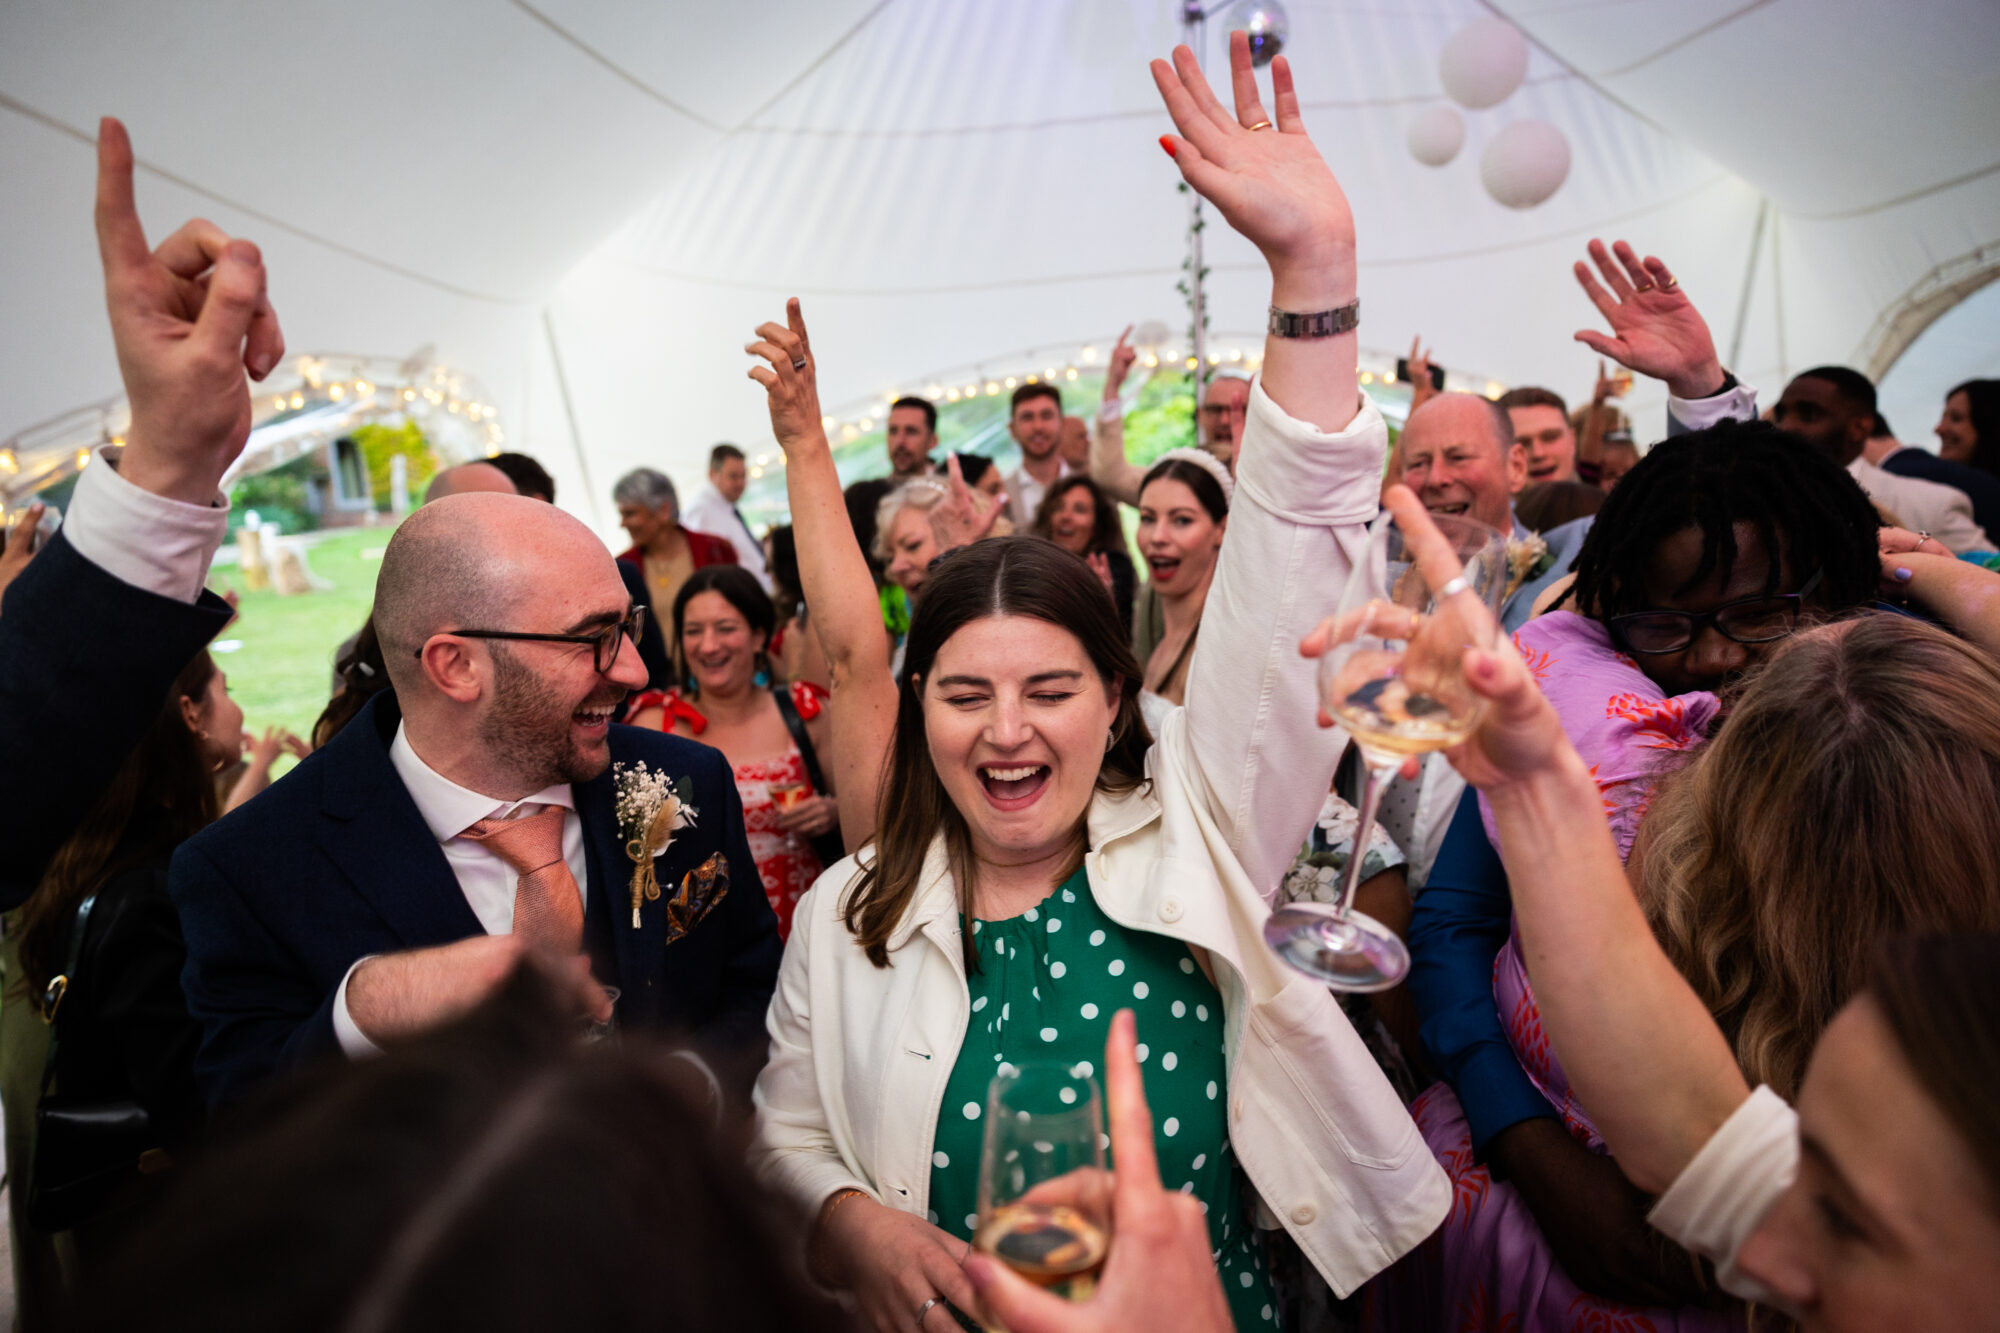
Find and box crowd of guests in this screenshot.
[1,34,1997,1333]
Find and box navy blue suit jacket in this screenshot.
[169,693,780,1107]
[1880,448,2000,539]
[0,530,231,907]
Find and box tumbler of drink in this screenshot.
[973,1060,1110,1307]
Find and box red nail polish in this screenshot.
[1159,135,1176,159]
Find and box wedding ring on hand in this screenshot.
[790,356,808,371]
[1246,119,1273,131]
[915,1296,944,1327]
[1437,574,1473,599]
[1632,282,1656,293]
[1660,275,1680,290]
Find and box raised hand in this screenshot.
[1572,239,1724,400]
[746,298,828,457]
[96,119,284,506]
[0,504,47,608]
[1103,325,1138,402]
[1406,335,1440,413]
[1086,551,1114,598]
[931,453,1006,551]
[1153,31,1357,430]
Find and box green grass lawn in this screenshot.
[209,526,394,763]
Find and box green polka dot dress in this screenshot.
[928,868,1281,1332]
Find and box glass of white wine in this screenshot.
[973,1061,1110,1307]
[1264,507,1509,991]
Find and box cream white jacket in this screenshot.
[750,379,1451,1297]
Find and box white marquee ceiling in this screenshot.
[3,0,1995,539]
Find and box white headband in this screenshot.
[1146,448,1235,507]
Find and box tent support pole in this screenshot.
[1183,3,1209,404]
[1726,197,1770,371]
[541,306,603,530]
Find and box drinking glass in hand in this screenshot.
[974,1061,1110,1306]
[1265,508,1508,991]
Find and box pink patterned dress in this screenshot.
[1369,613,1731,1332]
[626,684,828,941]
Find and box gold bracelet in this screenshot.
[809,1188,869,1286]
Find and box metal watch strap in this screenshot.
[1267,300,1359,339]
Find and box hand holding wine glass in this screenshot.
[964,1012,1235,1333]
[1274,485,1509,990]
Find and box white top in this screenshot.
[1648,1085,1799,1306]
[1005,458,1073,528]
[329,722,588,1056]
[60,444,230,602]
[1848,455,1992,553]
[680,481,772,590]
[752,378,1451,1298]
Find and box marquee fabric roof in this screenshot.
[4,0,1996,537]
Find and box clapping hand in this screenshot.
[1103,325,1139,403]
[1572,239,1724,400]
[746,298,829,456]
[96,119,284,506]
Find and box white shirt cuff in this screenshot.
[332,956,386,1059]
[1648,1085,1798,1303]
[61,446,230,603]
[1666,381,1759,434]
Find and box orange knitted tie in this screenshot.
[460,806,583,955]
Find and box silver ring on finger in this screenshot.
[791,356,808,371]
[1437,574,1473,599]
[915,1295,944,1328]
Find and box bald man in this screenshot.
[421,460,516,504]
[171,493,779,1106]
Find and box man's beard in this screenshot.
[479,646,622,788]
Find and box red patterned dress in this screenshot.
[625,683,828,940]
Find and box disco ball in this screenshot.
[1228,0,1289,67]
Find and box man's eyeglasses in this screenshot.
[1608,568,1823,655]
[424,607,647,675]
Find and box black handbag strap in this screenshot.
[40,891,99,1096]
[771,685,829,795]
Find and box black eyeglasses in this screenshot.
[424,607,647,674]
[1608,568,1823,655]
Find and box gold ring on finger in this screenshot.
[1245,119,1273,131]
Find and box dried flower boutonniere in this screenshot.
[613,761,699,928]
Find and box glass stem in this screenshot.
[1330,762,1397,921]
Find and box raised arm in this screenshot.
[1089,326,1146,507]
[1155,34,1381,893]
[747,301,898,854]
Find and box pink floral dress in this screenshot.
[626,684,828,941]
[1369,613,1733,1332]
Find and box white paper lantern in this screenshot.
[1407,106,1466,167]
[1439,18,1529,111]
[1481,119,1571,209]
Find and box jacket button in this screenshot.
[1290,1203,1317,1225]
[1159,898,1184,923]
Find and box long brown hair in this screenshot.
[1868,933,2000,1213]
[16,650,224,999]
[1032,475,1125,556]
[843,538,1152,967]
[1632,616,2000,1098]
[315,615,392,748]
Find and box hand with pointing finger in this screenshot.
[95,118,285,506]
[1103,325,1138,403]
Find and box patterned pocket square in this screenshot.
[663,852,730,946]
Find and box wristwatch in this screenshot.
[1267,300,1359,339]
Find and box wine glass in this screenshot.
[1264,508,1509,991]
[973,1061,1110,1304]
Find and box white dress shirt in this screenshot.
[1848,455,1993,552]
[1649,1085,1798,1306]
[680,482,771,590]
[330,722,589,1056]
[59,444,230,602]
[1005,458,1073,528]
